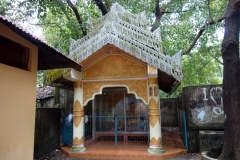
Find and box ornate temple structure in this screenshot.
[45,3,182,154]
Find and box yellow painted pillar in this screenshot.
[71,81,86,152]
[148,78,164,154]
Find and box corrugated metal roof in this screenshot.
[36,86,54,100]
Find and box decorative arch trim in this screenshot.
[83,80,148,106]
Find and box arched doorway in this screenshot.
[85,87,149,146]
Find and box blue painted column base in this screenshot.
[148,148,165,154]
[71,147,86,152]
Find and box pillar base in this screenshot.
[71,147,86,152]
[148,148,164,154]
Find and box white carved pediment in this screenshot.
[68,2,182,81]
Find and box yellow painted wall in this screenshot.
[0,23,38,160]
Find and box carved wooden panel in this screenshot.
[83,54,147,79]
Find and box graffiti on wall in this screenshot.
[190,87,224,124]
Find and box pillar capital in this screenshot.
[74,81,82,88]
[148,78,158,85]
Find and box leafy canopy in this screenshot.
[1,0,227,95]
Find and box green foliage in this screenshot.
[158,0,226,98]
[44,69,64,86]
[37,70,44,87]
[0,0,7,15]
[36,100,41,107]
[54,104,60,108]
[3,0,227,97]
[38,0,101,54]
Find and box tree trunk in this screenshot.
[94,0,108,15]
[219,0,240,159]
[66,0,87,36]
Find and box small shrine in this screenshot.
[45,2,182,154]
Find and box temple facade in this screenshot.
[45,3,182,154]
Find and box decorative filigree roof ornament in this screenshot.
[69,3,182,81]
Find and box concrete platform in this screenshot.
[61,131,187,160]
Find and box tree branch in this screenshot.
[63,12,71,22]
[94,0,108,16]
[29,22,63,30]
[163,10,190,14]
[207,0,214,22]
[182,16,225,55]
[185,57,214,81]
[55,0,72,22]
[207,47,223,65]
[150,0,165,32]
[196,57,214,73]
[66,0,87,36]
[163,16,179,31]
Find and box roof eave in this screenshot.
[157,69,181,94]
[0,15,82,72]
